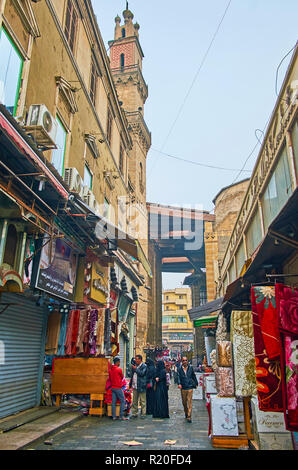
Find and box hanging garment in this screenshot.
[231,311,257,397]
[96,308,105,355]
[216,367,235,397]
[76,309,88,354]
[275,283,298,335]
[89,309,98,355]
[216,341,232,367]
[45,312,61,355]
[83,310,91,356]
[251,287,283,412]
[252,285,280,360]
[64,310,80,355]
[57,313,68,356]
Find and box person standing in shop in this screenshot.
[129,355,147,419]
[177,356,198,423]
[109,357,129,421]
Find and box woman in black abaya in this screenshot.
[145,358,156,415]
[153,360,169,418]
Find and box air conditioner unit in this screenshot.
[24,104,57,147]
[64,167,84,195]
[84,190,100,215]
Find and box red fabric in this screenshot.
[279,330,298,431]
[251,287,283,412]
[71,310,80,355]
[109,365,124,389]
[275,283,298,334]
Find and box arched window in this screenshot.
[120,53,125,68]
[122,28,126,38]
[3,224,18,267]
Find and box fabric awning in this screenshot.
[188,296,224,320]
[193,314,218,328]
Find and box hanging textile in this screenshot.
[57,313,68,356]
[64,310,80,355]
[216,367,235,397]
[251,287,283,412]
[76,309,88,354]
[279,330,298,431]
[275,283,298,431]
[96,308,105,355]
[216,341,232,367]
[104,308,112,355]
[45,312,61,355]
[216,311,228,342]
[275,283,298,335]
[89,309,98,355]
[231,311,257,397]
[252,285,280,360]
[83,310,91,356]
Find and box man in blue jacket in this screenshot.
[177,356,198,423]
[129,355,147,418]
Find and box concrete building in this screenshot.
[162,288,193,357]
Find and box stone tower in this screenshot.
[109,5,151,354]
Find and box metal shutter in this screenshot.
[0,292,47,418]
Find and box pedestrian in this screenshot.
[145,358,156,415]
[153,361,169,419]
[165,361,171,390]
[108,357,129,420]
[129,354,147,419]
[177,356,198,423]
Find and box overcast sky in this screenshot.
[93,1,298,289]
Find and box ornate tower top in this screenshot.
[114,4,139,39]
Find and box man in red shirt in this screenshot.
[109,357,129,420]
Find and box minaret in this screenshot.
[108,5,151,207]
[109,5,151,355]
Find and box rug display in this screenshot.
[231,311,257,397]
[251,286,283,412]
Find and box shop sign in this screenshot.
[36,236,78,301]
[84,258,108,305]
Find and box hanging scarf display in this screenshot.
[57,313,68,356]
[251,286,283,412]
[89,309,99,355]
[216,367,235,397]
[231,311,257,397]
[216,311,229,342]
[275,283,298,431]
[76,309,88,354]
[216,340,232,367]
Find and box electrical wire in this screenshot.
[150,147,252,173]
[148,0,233,178]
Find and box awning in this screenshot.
[0,105,69,200]
[188,296,224,320]
[193,314,218,328]
[222,187,298,310]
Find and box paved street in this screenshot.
[26,385,228,451]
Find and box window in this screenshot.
[90,59,99,106]
[119,144,124,175]
[0,27,23,116]
[235,241,245,276]
[120,53,125,69]
[245,209,262,257]
[65,0,78,53]
[261,145,293,231]
[291,120,298,180]
[107,108,113,146]
[84,164,92,189]
[51,116,67,176]
[121,28,126,38]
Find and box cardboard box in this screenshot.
[107,404,120,417]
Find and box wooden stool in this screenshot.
[89,393,105,416]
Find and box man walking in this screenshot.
[129,355,147,418]
[109,356,129,420]
[177,356,198,423]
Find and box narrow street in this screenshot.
[25,385,228,451]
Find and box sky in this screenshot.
[92,1,298,289]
